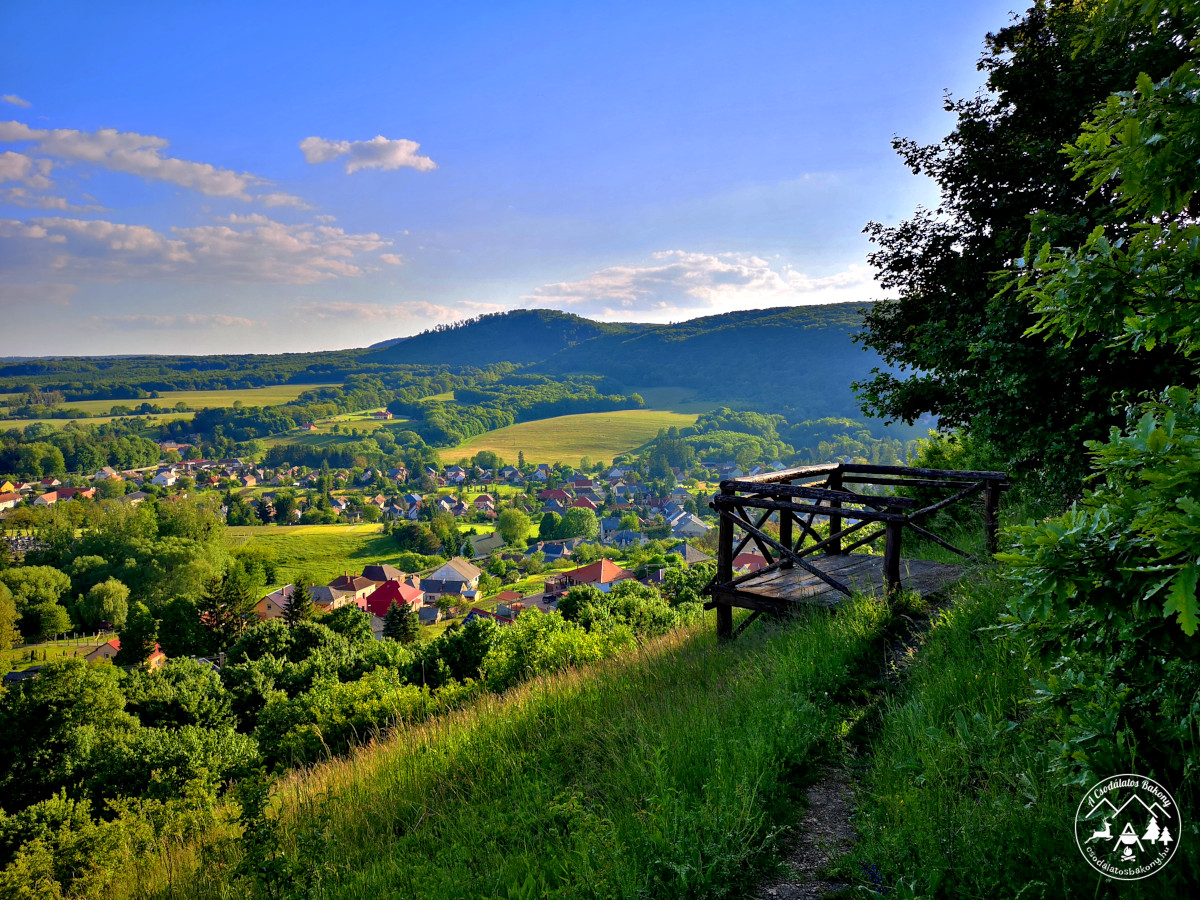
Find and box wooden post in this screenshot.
[884,520,902,595]
[716,486,734,639]
[984,478,1000,556]
[827,467,843,555]
[779,508,793,569]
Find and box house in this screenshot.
[310,585,355,610]
[371,409,394,420]
[255,585,295,620]
[40,477,61,489]
[55,487,95,501]
[418,606,442,626]
[672,542,713,565]
[606,529,645,548]
[120,491,150,506]
[152,470,178,487]
[498,465,520,481]
[0,492,21,511]
[301,423,318,431]
[561,559,634,593]
[362,563,405,584]
[388,466,409,482]
[33,491,57,507]
[733,552,768,574]
[431,557,482,585]
[671,514,710,539]
[365,580,425,617]
[570,496,598,511]
[327,574,378,601]
[541,498,566,514]
[240,474,258,488]
[463,607,513,627]
[85,638,166,668]
[597,517,624,541]
[93,467,120,481]
[472,494,495,511]
[537,488,572,502]
[468,531,506,558]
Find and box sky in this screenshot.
[0,0,1022,356]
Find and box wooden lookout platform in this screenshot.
[705,463,1008,638]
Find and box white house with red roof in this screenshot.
[561,559,635,593]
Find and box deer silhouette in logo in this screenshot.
[1087,819,1113,843]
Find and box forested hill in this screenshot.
[367,309,643,366]
[539,304,871,419]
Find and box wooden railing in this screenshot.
[706,463,1008,637]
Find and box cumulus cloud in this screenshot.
[300,135,436,174]
[1,95,31,108]
[379,253,404,266]
[1,186,103,212]
[0,214,391,284]
[258,191,311,209]
[0,120,263,199]
[525,251,876,319]
[0,150,53,189]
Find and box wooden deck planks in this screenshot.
[713,554,962,609]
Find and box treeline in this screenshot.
[0,423,162,479]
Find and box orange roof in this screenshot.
[564,559,633,585]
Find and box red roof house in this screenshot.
[562,559,634,593]
[365,580,425,617]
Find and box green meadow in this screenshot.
[440,408,700,466]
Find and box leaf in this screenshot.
[1162,562,1199,636]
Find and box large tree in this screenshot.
[855,0,1193,480]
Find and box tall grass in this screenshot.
[837,575,1193,898]
[108,599,893,899]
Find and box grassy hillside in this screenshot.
[226,524,409,587]
[439,408,699,465]
[62,385,339,414]
[369,309,642,366]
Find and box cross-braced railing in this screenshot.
[705,463,1008,638]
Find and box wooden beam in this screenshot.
[907,522,970,558]
[722,463,841,487]
[714,494,906,524]
[842,463,1008,481]
[884,520,903,594]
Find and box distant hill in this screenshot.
[536,303,879,423]
[367,309,642,366]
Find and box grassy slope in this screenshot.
[113,600,892,899]
[62,385,339,414]
[226,524,408,586]
[439,409,699,466]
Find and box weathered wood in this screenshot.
[724,463,840,486]
[733,609,764,637]
[842,463,1008,481]
[827,468,843,554]
[719,507,854,596]
[779,506,793,569]
[907,521,970,558]
[984,479,1000,555]
[734,481,918,509]
[840,475,977,489]
[730,505,775,561]
[884,521,903,594]
[908,480,986,521]
[734,502,776,563]
[713,494,906,524]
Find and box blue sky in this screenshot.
[1,0,1020,355]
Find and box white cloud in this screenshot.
[95,313,263,329]
[300,135,436,174]
[0,120,261,199]
[379,253,404,266]
[258,191,311,209]
[297,298,503,323]
[0,283,77,307]
[0,187,103,211]
[0,214,391,284]
[524,251,877,320]
[1,95,31,108]
[0,150,53,189]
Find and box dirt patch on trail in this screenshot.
[754,768,856,900]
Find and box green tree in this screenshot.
[79,577,130,630]
[539,511,562,541]
[556,507,598,540]
[497,508,531,545]
[272,491,298,525]
[382,601,418,643]
[854,0,1192,481]
[115,601,159,666]
[282,579,315,628]
[323,603,373,643]
[196,565,258,653]
[29,601,71,642]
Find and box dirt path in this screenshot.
[754,768,856,899]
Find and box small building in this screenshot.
[561,559,634,593]
[85,638,166,668]
[255,584,295,621]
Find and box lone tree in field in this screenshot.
[282,578,315,627]
[383,600,418,643]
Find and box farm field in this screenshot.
[3,633,114,672]
[0,413,193,430]
[226,523,413,587]
[62,384,339,414]
[626,385,717,414]
[262,416,413,450]
[440,409,700,466]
